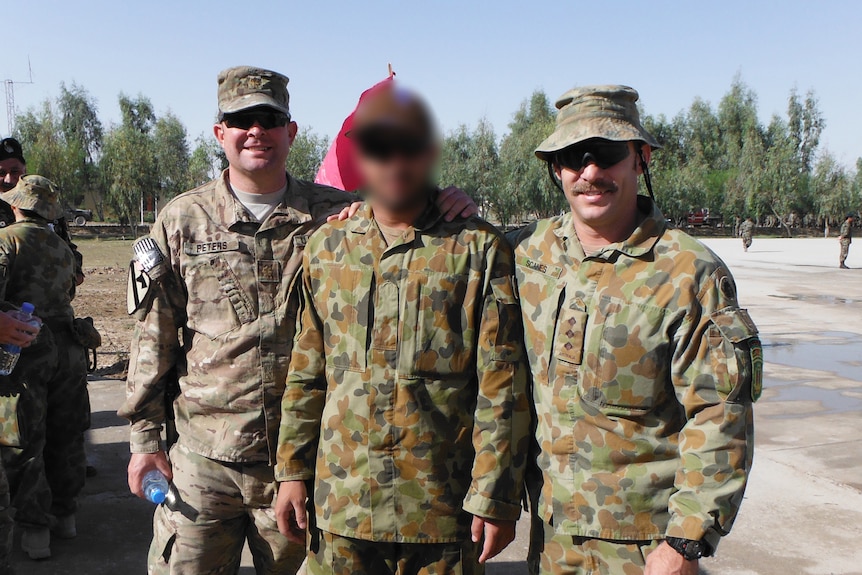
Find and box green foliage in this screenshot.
[153,112,191,201]
[286,128,329,182]
[439,118,500,220]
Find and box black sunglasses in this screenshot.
[222,110,290,131]
[554,140,631,172]
[356,134,430,162]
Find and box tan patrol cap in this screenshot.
[535,85,660,160]
[217,66,291,117]
[347,84,435,141]
[1,175,62,220]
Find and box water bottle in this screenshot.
[0,302,40,375]
[142,470,170,504]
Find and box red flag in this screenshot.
[315,77,394,192]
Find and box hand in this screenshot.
[644,542,699,575]
[128,451,173,499]
[276,480,309,544]
[471,516,516,564]
[327,201,363,222]
[0,311,40,347]
[437,187,478,221]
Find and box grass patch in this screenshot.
[76,238,135,268]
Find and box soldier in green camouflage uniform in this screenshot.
[0,176,87,558]
[739,217,754,252]
[0,138,85,286]
[839,213,853,268]
[510,86,760,575]
[0,309,43,574]
[275,85,530,575]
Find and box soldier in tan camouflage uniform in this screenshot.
[120,68,476,575]
[275,84,530,575]
[510,86,760,575]
[739,217,755,252]
[838,213,854,268]
[0,175,87,559]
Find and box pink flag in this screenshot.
[315,77,394,192]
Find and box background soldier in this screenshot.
[0,176,87,558]
[511,86,760,575]
[838,213,854,268]
[275,84,530,575]
[740,216,755,252]
[120,67,474,574]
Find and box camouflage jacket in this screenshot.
[739,220,754,237]
[118,171,353,463]
[0,218,76,322]
[275,201,531,543]
[840,220,852,242]
[0,200,84,279]
[510,197,759,550]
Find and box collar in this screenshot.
[344,188,443,235]
[217,170,314,229]
[554,195,666,259]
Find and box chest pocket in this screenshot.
[314,264,371,372]
[400,271,473,377]
[579,296,670,416]
[515,264,566,385]
[186,255,254,339]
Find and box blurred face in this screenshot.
[0,158,25,192]
[355,129,437,212]
[213,107,297,180]
[554,140,649,234]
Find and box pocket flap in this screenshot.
[710,308,758,343]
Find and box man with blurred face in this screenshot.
[511,86,760,575]
[275,84,530,575]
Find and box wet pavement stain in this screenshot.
[763,332,862,416]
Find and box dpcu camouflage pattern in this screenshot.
[510,197,759,550]
[276,200,531,543]
[119,171,353,463]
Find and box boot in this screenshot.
[51,514,76,539]
[840,263,850,269]
[21,526,51,560]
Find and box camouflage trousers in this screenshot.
[308,529,483,575]
[742,235,752,250]
[840,239,850,264]
[148,442,305,575]
[529,520,660,575]
[0,329,58,528]
[43,325,89,518]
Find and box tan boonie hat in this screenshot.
[535,85,661,160]
[347,84,435,141]
[1,175,62,220]
[217,66,291,117]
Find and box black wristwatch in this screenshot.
[665,537,712,560]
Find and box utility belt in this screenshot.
[42,316,102,372]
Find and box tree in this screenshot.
[787,89,824,174]
[57,83,104,213]
[439,118,500,219]
[153,112,191,204]
[188,135,222,188]
[286,128,329,181]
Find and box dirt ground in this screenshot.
[13,235,861,574]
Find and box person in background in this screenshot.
[0,175,86,559]
[739,216,755,252]
[838,213,854,269]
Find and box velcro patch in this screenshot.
[183,240,240,255]
[750,338,763,402]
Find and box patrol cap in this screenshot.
[535,85,661,160]
[347,83,435,141]
[0,138,25,164]
[217,66,291,118]
[0,175,62,220]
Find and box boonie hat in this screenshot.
[347,84,435,141]
[0,138,25,164]
[0,175,62,220]
[536,85,660,160]
[217,66,291,118]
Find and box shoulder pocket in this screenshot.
[489,276,523,363]
[709,307,761,402]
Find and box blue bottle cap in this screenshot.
[20,303,34,314]
[150,488,166,504]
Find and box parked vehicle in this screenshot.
[65,208,93,226]
[686,208,722,227]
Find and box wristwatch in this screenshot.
[665,537,712,560]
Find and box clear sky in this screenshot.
[4,0,860,166]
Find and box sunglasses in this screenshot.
[222,110,290,131]
[356,134,430,162]
[554,140,631,172]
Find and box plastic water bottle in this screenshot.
[142,470,170,504]
[0,302,40,376]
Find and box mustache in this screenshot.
[572,179,619,195]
